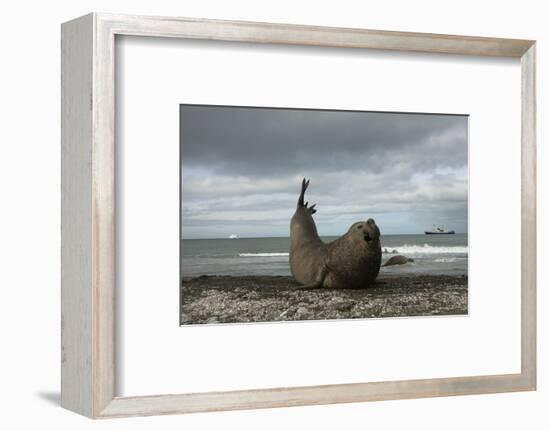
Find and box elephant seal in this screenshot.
[289,179,382,289]
[382,255,414,267]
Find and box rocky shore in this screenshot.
[181,274,468,324]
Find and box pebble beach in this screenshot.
[181,274,468,325]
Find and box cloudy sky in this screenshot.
[180,105,468,239]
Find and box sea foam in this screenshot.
[386,244,468,255]
[239,244,467,258]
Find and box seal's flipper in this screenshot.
[298,178,310,207]
[296,280,323,289]
[295,265,326,289]
[298,178,317,213]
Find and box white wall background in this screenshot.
[0,0,547,428]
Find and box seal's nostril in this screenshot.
[366,218,375,225]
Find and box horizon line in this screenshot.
[181,232,468,240]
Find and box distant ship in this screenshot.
[228,234,239,239]
[425,225,455,235]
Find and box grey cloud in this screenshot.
[180,105,468,238]
[181,105,467,176]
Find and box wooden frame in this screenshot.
[61,12,536,419]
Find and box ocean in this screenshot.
[181,234,468,278]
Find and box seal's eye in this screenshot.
[364,233,371,242]
[357,225,363,229]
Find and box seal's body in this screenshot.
[289,179,382,289]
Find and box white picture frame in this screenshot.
[61,12,536,419]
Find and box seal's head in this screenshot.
[346,218,381,250]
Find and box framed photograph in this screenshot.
[61,13,536,418]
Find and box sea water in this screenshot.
[181,234,468,277]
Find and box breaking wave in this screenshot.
[385,244,468,255]
[239,246,467,258]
